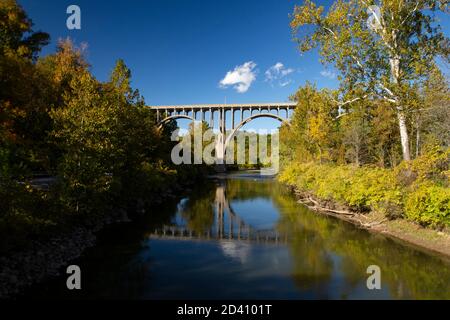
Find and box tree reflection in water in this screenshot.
[24,174,450,299]
[176,176,450,299]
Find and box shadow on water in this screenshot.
[23,172,450,299]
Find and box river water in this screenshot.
[26,172,450,299]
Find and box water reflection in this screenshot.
[24,173,450,299]
[151,181,287,244]
[150,175,450,299]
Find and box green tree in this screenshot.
[291,0,449,161]
[51,70,113,215]
[51,56,180,214]
[104,59,172,208]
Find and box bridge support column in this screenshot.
[222,108,226,134]
[215,108,226,171]
[212,108,227,172]
[231,109,234,129]
[209,108,213,128]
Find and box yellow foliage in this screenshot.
[280,147,450,228]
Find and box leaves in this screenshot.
[0,0,49,60]
[0,1,199,252]
[291,0,450,160]
[280,147,449,228]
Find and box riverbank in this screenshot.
[0,203,144,299]
[0,181,193,299]
[288,187,450,260]
[278,149,450,258]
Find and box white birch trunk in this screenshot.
[397,109,411,161]
[390,56,411,161]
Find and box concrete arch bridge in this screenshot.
[149,103,296,167]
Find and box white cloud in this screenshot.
[220,61,257,93]
[265,62,295,87]
[279,79,292,87]
[320,70,336,79]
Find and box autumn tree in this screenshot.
[291,0,449,161]
[285,83,338,163]
[37,39,89,105]
[417,65,450,151]
[369,99,402,166]
[340,100,371,166]
[0,0,51,174]
[0,0,49,59]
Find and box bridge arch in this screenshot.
[158,114,196,127]
[224,113,289,152]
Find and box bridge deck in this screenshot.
[148,102,296,110]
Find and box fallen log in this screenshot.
[306,197,355,216]
[295,193,389,229]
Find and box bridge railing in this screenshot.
[148,102,297,127]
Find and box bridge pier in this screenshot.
[231,109,235,129]
[215,108,226,168]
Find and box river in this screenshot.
[25,172,450,299]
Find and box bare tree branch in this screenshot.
[400,1,420,26]
[333,95,368,107]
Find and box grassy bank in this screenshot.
[279,148,450,234]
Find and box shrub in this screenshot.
[405,183,450,228]
[396,146,450,186]
[280,153,450,228]
[0,179,60,253]
[280,162,402,212]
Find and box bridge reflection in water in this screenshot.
[150,182,288,245]
[23,174,450,299]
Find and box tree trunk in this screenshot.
[415,116,420,158]
[397,109,411,161]
[390,56,411,161]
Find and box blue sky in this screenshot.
[19,0,449,130]
[20,0,338,102]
